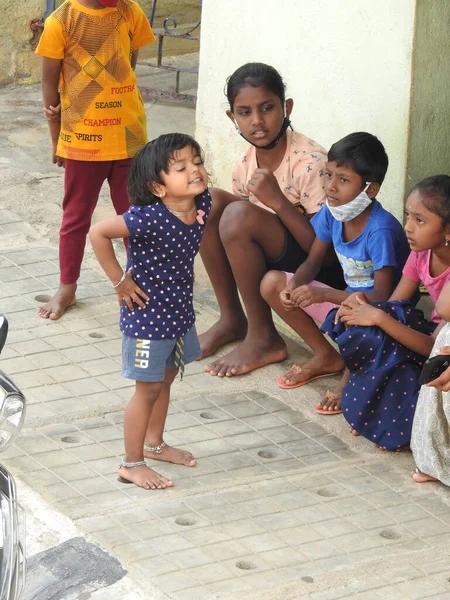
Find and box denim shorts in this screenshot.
[122,325,201,382]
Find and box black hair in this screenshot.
[127,133,204,206]
[328,132,389,186]
[225,62,286,111]
[412,175,450,228]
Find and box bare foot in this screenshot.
[204,334,287,377]
[38,284,77,320]
[411,468,438,483]
[144,442,196,467]
[279,354,344,387]
[118,464,174,489]
[316,369,349,413]
[199,315,247,359]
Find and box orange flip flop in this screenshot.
[315,390,342,415]
[276,371,342,390]
[315,406,342,415]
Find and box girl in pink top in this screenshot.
[325,175,450,450]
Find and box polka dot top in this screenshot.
[120,190,212,340]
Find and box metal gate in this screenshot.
[30,0,201,104]
[139,0,201,104]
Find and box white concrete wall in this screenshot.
[196,0,416,219]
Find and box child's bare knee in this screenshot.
[261,270,285,299]
[219,201,251,242]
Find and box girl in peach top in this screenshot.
[199,62,344,378]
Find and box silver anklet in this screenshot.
[143,441,167,454]
[119,459,146,468]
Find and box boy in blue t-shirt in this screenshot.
[261,132,410,414]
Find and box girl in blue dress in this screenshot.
[323,175,450,450]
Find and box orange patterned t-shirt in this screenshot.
[36,0,155,161]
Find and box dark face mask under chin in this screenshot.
[238,117,292,150]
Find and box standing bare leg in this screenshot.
[118,379,174,489]
[143,368,196,466]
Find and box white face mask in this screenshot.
[326,183,372,222]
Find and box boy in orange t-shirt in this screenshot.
[35,0,155,319]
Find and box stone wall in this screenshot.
[0,0,200,87]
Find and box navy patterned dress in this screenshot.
[321,301,436,451]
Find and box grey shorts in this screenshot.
[122,325,200,382]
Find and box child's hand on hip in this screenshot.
[116,270,149,311]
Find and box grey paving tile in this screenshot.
[312,518,360,539]
[94,527,136,547]
[186,438,238,458]
[240,532,287,553]
[15,435,61,454]
[404,517,450,538]
[43,364,90,383]
[347,509,397,530]
[78,357,120,377]
[190,407,234,424]
[183,563,234,585]
[22,261,60,276]
[133,554,179,577]
[174,425,218,444]
[277,524,324,545]
[225,430,274,450]
[396,577,448,599]
[170,586,214,600]
[201,505,246,524]
[68,444,114,462]
[153,570,198,594]
[28,350,72,369]
[223,401,268,419]
[0,265,29,282]
[205,419,253,437]
[62,344,106,361]
[168,547,216,569]
[209,392,248,406]
[45,482,81,501]
[25,382,73,403]
[0,296,35,313]
[181,525,231,547]
[62,377,110,396]
[208,529,262,555]
[262,425,306,444]
[281,438,329,458]
[234,496,284,517]
[258,546,307,568]
[34,449,79,468]
[255,510,303,532]
[21,469,61,487]
[70,476,119,496]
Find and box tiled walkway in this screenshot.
[1,84,450,599]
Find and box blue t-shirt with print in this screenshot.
[311,200,409,292]
[120,190,212,340]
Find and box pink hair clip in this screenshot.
[196,209,205,225]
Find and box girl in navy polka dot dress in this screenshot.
[90,133,211,489]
